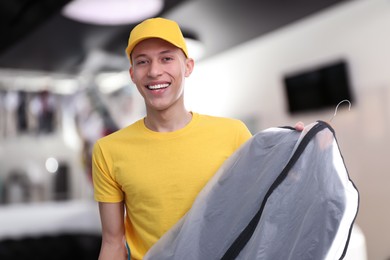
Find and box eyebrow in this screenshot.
[133,49,177,60]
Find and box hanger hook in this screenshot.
[329,99,351,122]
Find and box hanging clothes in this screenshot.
[144,121,359,260]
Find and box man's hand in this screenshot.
[294,121,305,131]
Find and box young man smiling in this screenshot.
[92,17,304,260]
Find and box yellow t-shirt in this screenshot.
[92,112,252,260]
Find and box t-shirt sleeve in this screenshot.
[92,140,124,202]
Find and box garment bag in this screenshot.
[144,121,359,260]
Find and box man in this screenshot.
[92,17,304,260]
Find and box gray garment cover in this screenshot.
[144,121,359,260]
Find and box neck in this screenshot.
[144,108,192,132]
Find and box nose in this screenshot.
[147,61,163,78]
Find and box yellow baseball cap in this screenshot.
[125,17,189,62]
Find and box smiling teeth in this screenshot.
[148,84,169,90]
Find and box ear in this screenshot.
[129,67,135,83]
[184,58,195,77]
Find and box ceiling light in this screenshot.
[62,0,164,25]
[46,157,59,173]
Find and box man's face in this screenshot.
[129,38,194,113]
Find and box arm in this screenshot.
[98,202,128,260]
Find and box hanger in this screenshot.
[329,99,352,122]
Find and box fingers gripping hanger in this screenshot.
[329,99,352,122]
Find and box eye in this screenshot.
[162,56,174,62]
[135,59,148,65]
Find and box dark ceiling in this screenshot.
[0,0,350,77]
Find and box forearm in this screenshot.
[98,202,128,260]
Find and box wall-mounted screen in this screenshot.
[283,60,353,114]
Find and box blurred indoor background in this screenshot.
[0,0,389,259]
